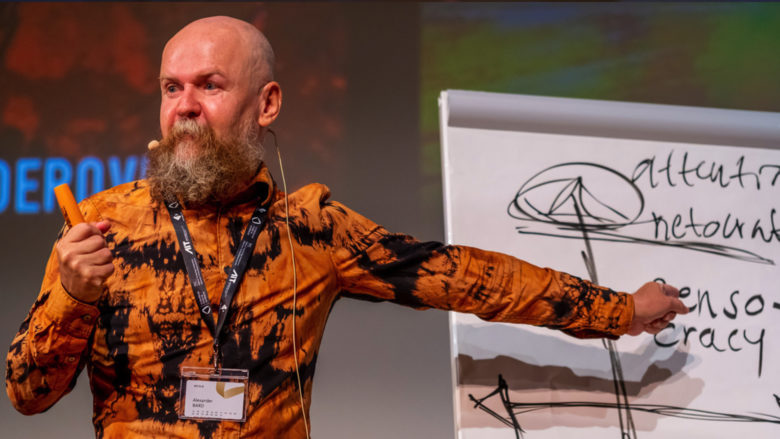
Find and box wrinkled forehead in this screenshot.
[160,26,254,81]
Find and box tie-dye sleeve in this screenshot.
[6,241,100,414]
[324,200,634,339]
[6,213,101,415]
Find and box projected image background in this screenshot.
[420,3,780,227]
[0,3,349,216]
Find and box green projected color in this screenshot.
[420,3,780,215]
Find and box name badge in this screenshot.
[179,366,249,422]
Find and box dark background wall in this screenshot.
[3,3,779,438]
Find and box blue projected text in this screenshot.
[0,155,146,215]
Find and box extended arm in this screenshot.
[322,199,646,339]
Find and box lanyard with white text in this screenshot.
[165,199,269,369]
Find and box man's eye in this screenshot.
[205,82,216,90]
[166,85,178,93]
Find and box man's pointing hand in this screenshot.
[628,281,689,336]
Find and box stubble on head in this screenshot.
[146,119,264,207]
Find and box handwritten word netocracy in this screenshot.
[632,151,780,190]
[653,284,770,378]
[651,208,780,244]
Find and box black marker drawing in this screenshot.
[507,162,774,265]
[469,375,780,438]
[464,161,780,437]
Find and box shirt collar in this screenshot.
[167,162,276,212]
[222,162,276,209]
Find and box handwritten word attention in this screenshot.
[632,151,780,190]
[653,281,778,378]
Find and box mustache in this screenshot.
[145,118,264,206]
[160,120,214,151]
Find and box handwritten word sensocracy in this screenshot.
[653,280,776,378]
[631,153,778,379]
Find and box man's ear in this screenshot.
[257,81,282,127]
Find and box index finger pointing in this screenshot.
[670,297,689,315]
[662,283,681,298]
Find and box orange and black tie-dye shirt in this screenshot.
[6,165,634,438]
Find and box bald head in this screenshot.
[153,16,283,204]
[164,16,275,86]
[158,14,282,142]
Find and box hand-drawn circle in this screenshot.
[508,162,644,227]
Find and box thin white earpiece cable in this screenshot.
[272,130,310,439]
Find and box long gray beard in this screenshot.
[146,119,264,206]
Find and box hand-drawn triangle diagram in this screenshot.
[491,162,780,437]
[507,162,772,265]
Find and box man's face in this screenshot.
[158,27,259,159]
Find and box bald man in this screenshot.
[6,16,687,438]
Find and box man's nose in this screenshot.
[176,87,201,119]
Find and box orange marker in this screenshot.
[54,184,85,226]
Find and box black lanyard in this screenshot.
[165,199,269,368]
